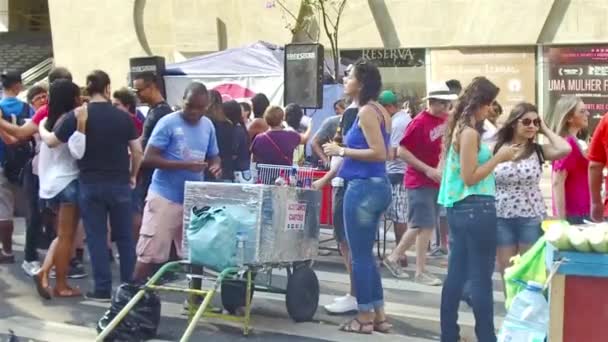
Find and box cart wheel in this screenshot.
[286,266,319,322]
[221,276,254,315]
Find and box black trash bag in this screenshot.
[96,283,162,342]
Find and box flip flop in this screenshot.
[373,320,393,333]
[339,318,373,335]
[33,273,52,300]
[53,287,82,298]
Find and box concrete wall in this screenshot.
[0,0,7,32]
[48,0,608,88]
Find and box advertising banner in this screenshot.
[430,48,536,122]
[543,46,608,133]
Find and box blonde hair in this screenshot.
[551,95,582,137]
[263,105,285,127]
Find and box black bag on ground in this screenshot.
[2,103,35,184]
[96,283,161,342]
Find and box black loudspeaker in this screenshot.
[284,43,324,108]
[129,56,166,98]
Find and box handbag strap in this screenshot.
[263,132,292,164]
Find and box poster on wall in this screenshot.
[430,48,536,123]
[543,46,608,134]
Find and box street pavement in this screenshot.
[0,218,510,342]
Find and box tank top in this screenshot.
[338,104,390,181]
[437,143,496,208]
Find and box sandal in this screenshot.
[373,320,393,333]
[33,273,52,300]
[53,287,82,298]
[339,318,373,334]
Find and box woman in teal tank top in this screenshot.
[438,77,519,342]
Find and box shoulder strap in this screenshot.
[20,102,30,118]
[534,143,544,167]
[263,132,292,164]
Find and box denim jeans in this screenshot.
[442,195,497,342]
[22,160,42,262]
[79,181,136,294]
[343,177,391,312]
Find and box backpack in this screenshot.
[2,102,35,184]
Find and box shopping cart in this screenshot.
[97,164,322,342]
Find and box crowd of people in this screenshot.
[0,59,605,341]
[311,61,597,340]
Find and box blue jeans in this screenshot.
[79,181,136,294]
[343,177,391,312]
[442,195,497,342]
[496,217,542,247]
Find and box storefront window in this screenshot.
[542,46,608,135]
[430,47,536,124]
[341,48,426,112]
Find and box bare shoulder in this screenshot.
[360,102,391,131]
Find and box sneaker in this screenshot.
[415,272,442,286]
[22,260,41,277]
[68,259,88,279]
[428,247,448,258]
[49,261,88,279]
[383,258,409,279]
[85,290,112,302]
[333,294,353,303]
[324,294,357,315]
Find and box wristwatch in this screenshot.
[338,147,346,157]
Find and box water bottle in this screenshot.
[498,281,549,342]
[236,232,247,266]
[289,167,298,187]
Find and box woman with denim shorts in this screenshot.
[438,77,512,342]
[34,80,87,299]
[323,61,392,334]
[493,102,571,290]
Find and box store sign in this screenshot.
[340,48,425,67]
[543,46,608,133]
[430,48,536,118]
[285,201,307,231]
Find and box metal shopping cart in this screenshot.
[97,164,322,342]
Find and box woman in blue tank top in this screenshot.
[323,61,392,334]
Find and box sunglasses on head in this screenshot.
[519,118,541,127]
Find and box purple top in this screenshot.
[251,130,301,166]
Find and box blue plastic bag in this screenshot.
[187,206,239,271]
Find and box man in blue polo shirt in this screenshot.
[132,82,221,282]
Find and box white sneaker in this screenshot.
[415,272,442,286]
[333,294,353,303]
[21,260,41,277]
[324,294,357,314]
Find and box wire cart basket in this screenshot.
[97,164,322,342]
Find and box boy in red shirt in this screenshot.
[384,82,456,286]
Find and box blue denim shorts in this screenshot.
[496,216,542,246]
[40,179,79,209]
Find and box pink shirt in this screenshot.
[400,111,447,189]
[552,135,590,217]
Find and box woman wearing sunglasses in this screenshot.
[492,102,570,292]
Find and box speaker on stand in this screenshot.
[284,43,324,109]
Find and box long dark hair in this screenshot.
[443,77,500,154]
[46,79,80,131]
[85,70,110,96]
[493,102,539,159]
[353,60,382,105]
[223,100,243,126]
[285,103,304,131]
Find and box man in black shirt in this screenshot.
[53,70,143,301]
[131,73,172,227]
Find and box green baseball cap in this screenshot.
[378,90,398,105]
